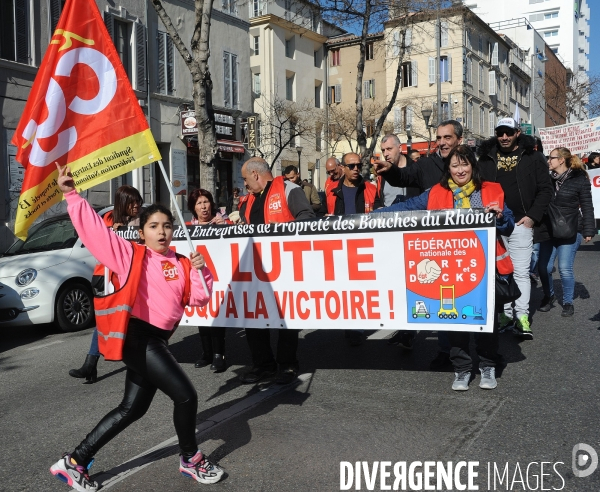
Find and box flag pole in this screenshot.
[156,159,210,296]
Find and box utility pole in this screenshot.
[436,11,442,125]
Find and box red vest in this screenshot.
[427,182,513,275]
[94,243,192,361]
[324,177,337,214]
[363,181,377,213]
[243,176,296,224]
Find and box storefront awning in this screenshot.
[217,140,245,153]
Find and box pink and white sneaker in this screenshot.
[179,450,224,484]
[50,453,98,492]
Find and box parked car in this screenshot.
[0,210,108,332]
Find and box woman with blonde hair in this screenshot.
[536,148,595,316]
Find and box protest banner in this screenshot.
[10,0,160,240]
[588,168,600,220]
[539,117,600,155]
[117,210,497,333]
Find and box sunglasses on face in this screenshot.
[496,129,516,137]
[343,163,361,170]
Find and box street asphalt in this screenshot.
[1,239,599,491]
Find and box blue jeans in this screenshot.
[530,242,540,275]
[88,328,100,356]
[538,233,582,305]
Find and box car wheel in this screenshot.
[55,282,95,332]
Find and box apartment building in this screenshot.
[326,33,387,159]
[470,0,590,121]
[248,0,343,189]
[382,6,529,152]
[0,0,252,248]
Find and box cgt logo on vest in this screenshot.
[161,261,180,281]
[268,193,283,214]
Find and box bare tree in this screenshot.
[251,94,321,169]
[151,0,217,197]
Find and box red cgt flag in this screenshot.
[11,0,160,240]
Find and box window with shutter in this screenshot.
[479,64,484,91]
[488,70,496,95]
[428,57,435,84]
[50,0,64,35]
[363,79,375,99]
[466,57,472,85]
[231,54,238,108]
[492,42,498,66]
[410,61,418,87]
[1,0,30,64]
[441,21,449,47]
[405,28,412,51]
[224,53,231,107]
[157,32,165,93]
[334,84,341,103]
[392,31,399,57]
[394,107,402,133]
[135,22,147,92]
[253,73,261,95]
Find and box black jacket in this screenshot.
[534,169,596,242]
[380,153,447,193]
[477,134,553,223]
[332,176,382,215]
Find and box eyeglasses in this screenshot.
[343,163,361,170]
[495,129,516,137]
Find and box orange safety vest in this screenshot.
[427,182,513,275]
[324,177,337,214]
[363,181,377,213]
[94,243,192,361]
[242,176,296,224]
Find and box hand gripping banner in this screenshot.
[11,0,160,240]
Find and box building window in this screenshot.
[366,43,374,60]
[441,102,449,121]
[330,48,340,66]
[286,74,294,101]
[544,30,558,38]
[479,64,484,91]
[480,106,485,134]
[50,0,66,35]
[440,56,451,83]
[316,124,322,151]
[314,49,321,68]
[466,57,472,85]
[328,84,341,104]
[478,35,483,54]
[222,0,236,15]
[544,12,558,19]
[285,37,294,58]
[401,106,413,131]
[365,120,375,138]
[223,51,238,108]
[0,0,29,64]
[441,21,449,47]
[288,119,296,147]
[113,20,131,79]
[157,31,174,95]
[104,13,146,91]
[489,111,495,133]
[252,0,262,17]
[252,72,261,95]
[315,83,321,108]
[363,79,375,99]
[312,10,319,32]
[253,36,259,55]
[401,61,418,87]
[467,101,473,129]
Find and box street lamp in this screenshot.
[529,52,548,135]
[421,108,433,156]
[296,146,303,178]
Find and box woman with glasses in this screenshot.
[536,148,595,316]
[374,145,515,391]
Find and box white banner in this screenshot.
[588,168,600,220]
[539,117,600,155]
[118,211,497,333]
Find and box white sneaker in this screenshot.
[479,366,497,389]
[452,372,470,391]
[50,454,98,492]
[180,451,224,484]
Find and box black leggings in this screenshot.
[72,319,198,466]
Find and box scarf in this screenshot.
[550,167,572,193]
[447,179,476,209]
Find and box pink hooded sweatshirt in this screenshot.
[65,191,213,330]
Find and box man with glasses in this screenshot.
[332,153,381,345]
[477,118,552,339]
[322,157,344,215]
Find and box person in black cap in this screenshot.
[477,118,552,340]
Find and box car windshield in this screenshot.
[3,219,78,256]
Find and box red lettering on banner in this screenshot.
[195,245,219,281]
[342,290,349,319]
[243,291,255,318]
[185,305,195,317]
[231,243,252,281]
[310,291,325,318]
[274,291,287,318]
[350,291,366,319]
[347,239,376,280]
[253,242,281,282]
[282,241,312,280]
[288,291,295,318]
[366,290,381,319]
[297,291,310,320]
[593,176,600,187]
[326,291,341,319]
[313,240,343,281]
[255,292,268,318]
[225,290,238,318]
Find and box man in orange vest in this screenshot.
[239,157,315,385]
[331,152,381,346]
[322,156,344,215]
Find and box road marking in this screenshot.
[367,330,395,340]
[26,340,64,350]
[98,373,312,488]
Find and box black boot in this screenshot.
[194,335,213,368]
[210,354,227,372]
[69,354,99,383]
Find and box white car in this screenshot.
[0,211,104,332]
